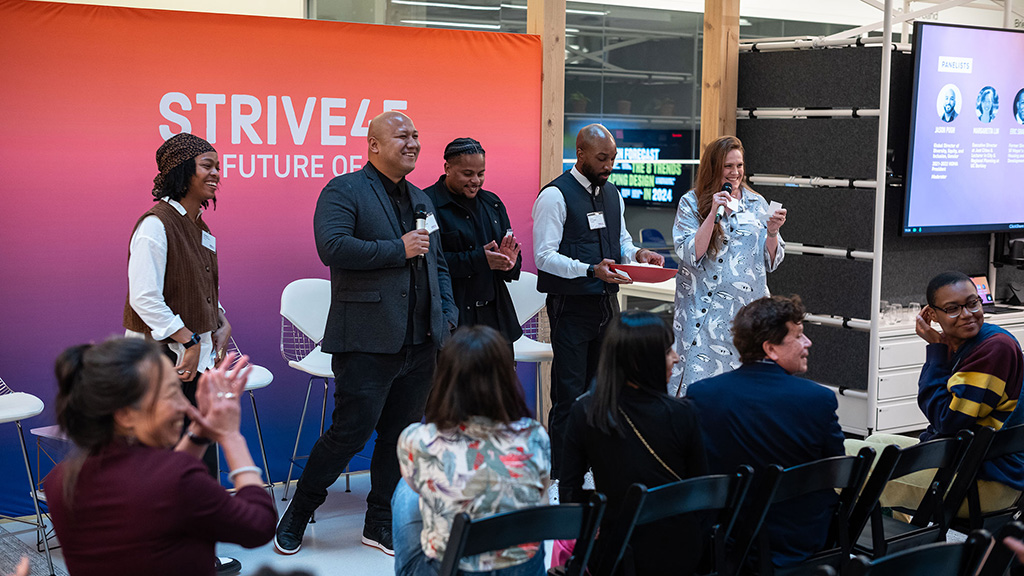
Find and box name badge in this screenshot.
[587,211,606,230]
[424,213,440,234]
[201,230,216,253]
[736,212,757,225]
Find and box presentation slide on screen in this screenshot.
[904,24,1024,233]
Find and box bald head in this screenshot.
[575,124,617,187]
[367,111,420,182]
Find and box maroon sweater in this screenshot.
[45,440,275,576]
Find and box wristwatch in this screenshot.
[182,332,201,350]
[587,264,596,279]
[186,430,212,446]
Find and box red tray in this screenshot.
[609,264,677,283]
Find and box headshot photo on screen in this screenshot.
[976,86,999,123]
[1014,88,1024,125]
[938,84,961,122]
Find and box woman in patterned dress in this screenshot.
[669,136,787,397]
[393,325,550,576]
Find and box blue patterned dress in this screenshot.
[669,187,785,396]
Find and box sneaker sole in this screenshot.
[273,535,301,556]
[361,536,395,556]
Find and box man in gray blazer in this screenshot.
[275,111,457,556]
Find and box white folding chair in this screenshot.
[507,271,554,422]
[218,337,276,500]
[279,278,347,501]
[0,378,55,576]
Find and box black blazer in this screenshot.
[423,176,522,343]
[313,165,457,354]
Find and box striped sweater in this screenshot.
[919,323,1024,490]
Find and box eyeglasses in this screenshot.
[936,296,983,318]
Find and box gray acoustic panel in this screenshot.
[757,185,875,251]
[738,117,879,180]
[802,323,870,391]
[769,253,874,320]
[737,48,913,178]
[879,185,989,304]
[738,47,912,110]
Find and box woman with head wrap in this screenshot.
[122,133,240,573]
[422,138,523,351]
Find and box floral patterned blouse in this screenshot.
[397,416,551,572]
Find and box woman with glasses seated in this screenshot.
[44,338,276,576]
[846,270,1024,516]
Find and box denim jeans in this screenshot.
[291,342,436,528]
[392,481,547,576]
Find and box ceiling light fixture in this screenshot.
[393,0,501,10]
[400,19,502,29]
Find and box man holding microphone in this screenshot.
[275,111,457,556]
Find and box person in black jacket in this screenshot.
[423,138,523,349]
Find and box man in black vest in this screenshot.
[532,123,664,478]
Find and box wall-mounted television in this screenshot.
[563,129,695,209]
[902,22,1024,235]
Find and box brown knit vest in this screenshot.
[123,202,220,340]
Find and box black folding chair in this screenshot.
[591,466,754,576]
[977,521,1024,576]
[729,448,876,576]
[842,529,992,576]
[438,493,606,576]
[849,431,975,558]
[946,424,1024,533]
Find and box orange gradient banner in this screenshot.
[0,0,541,515]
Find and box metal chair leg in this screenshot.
[282,377,315,501]
[248,389,276,501]
[17,420,54,576]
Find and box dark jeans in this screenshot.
[292,342,436,528]
[546,293,618,478]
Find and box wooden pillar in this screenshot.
[527,0,565,187]
[700,0,740,153]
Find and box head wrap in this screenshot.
[152,133,215,195]
[443,137,485,161]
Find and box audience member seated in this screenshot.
[393,326,550,576]
[44,338,276,576]
[560,311,709,576]
[848,271,1024,514]
[687,295,844,568]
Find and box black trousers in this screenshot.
[292,342,435,528]
[546,292,618,478]
[162,345,218,478]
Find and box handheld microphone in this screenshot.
[414,204,427,268]
[714,182,733,223]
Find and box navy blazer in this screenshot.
[687,361,845,567]
[313,164,457,355]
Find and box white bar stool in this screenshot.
[0,378,55,576]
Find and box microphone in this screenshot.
[414,204,427,268]
[714,182,733,223]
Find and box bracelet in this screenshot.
[767,231,778,238]
[228,466,263,482]
[186,430,212,446]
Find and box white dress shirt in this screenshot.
[532,166,641,279]
[126,198,219,373]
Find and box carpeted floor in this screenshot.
[0,523,66,576]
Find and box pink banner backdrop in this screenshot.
[0,0,541,515]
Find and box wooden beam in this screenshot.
[700,0,740,153]
[527,0,565,188]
